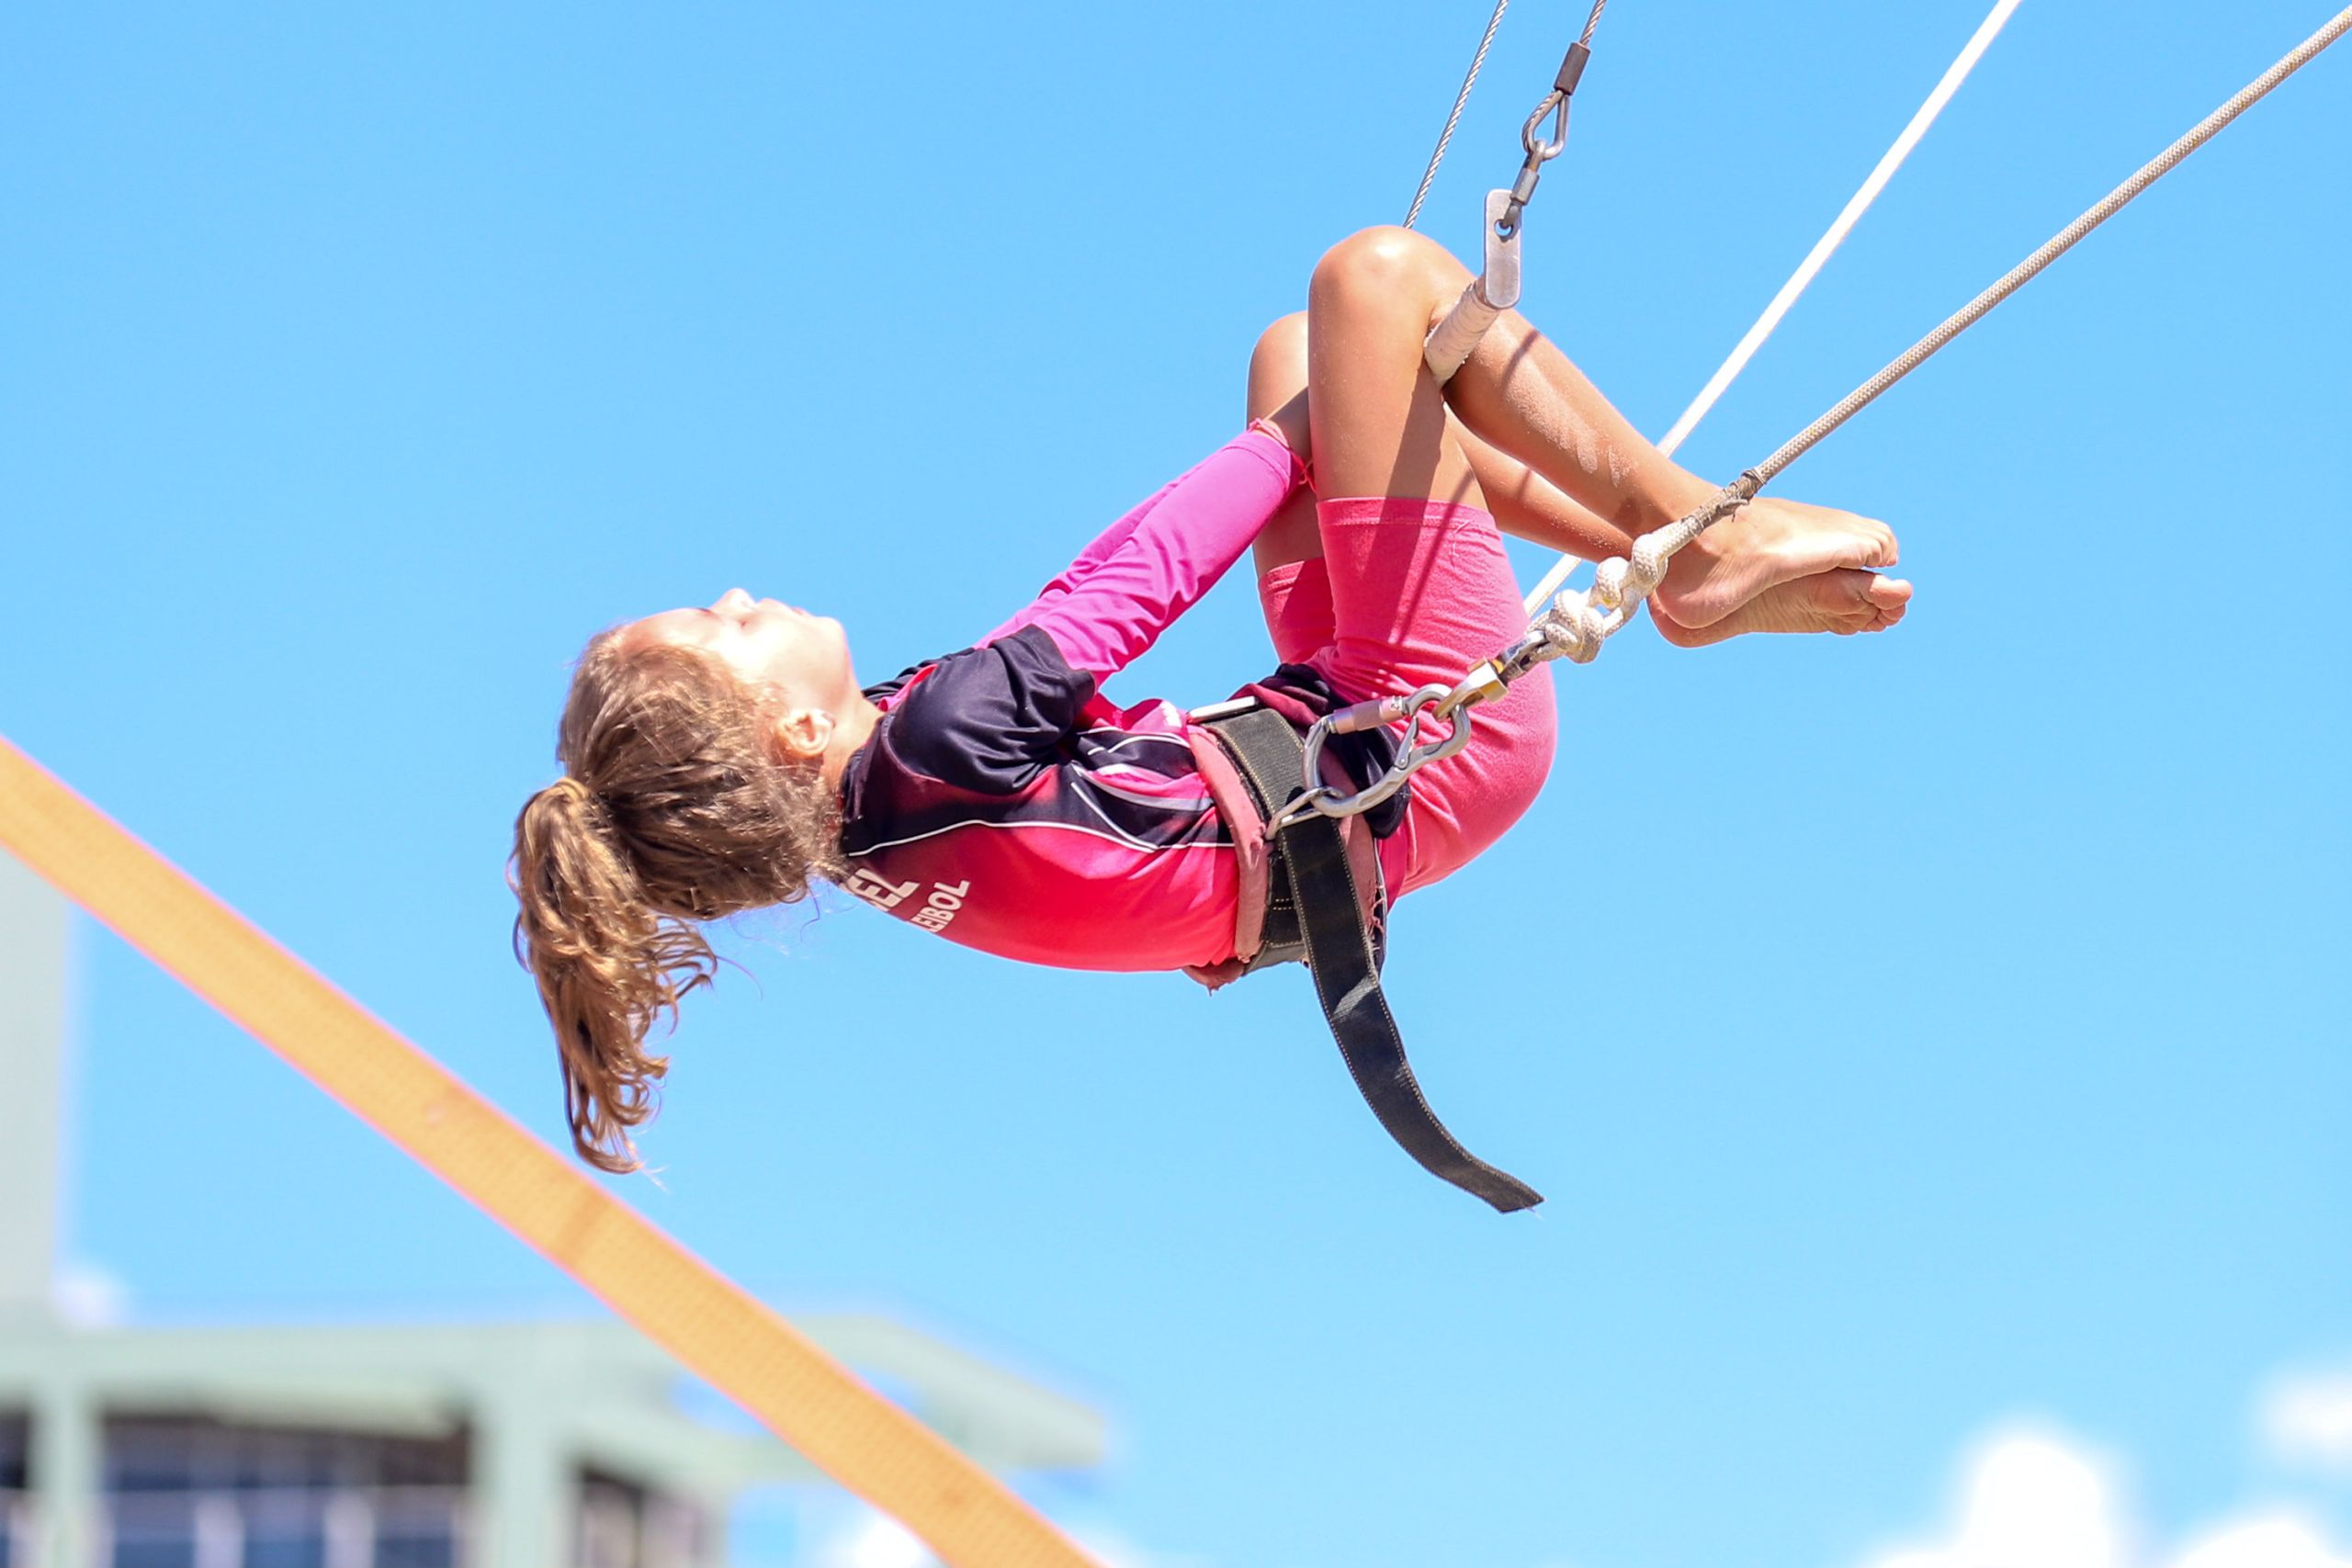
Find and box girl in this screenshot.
[513,226,1911,1176]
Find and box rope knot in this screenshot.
[1536,590,1607,664]
[1628,535,1672,598]
[1589,557,1632,610]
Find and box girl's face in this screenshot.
[624,588,859,719]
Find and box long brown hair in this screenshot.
[510,631,843,1172]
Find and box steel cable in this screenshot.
[1405,0,1512,231]
[1747,3,2352,490]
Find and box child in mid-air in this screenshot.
[513,226,1910,1177]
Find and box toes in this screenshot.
[1866,574,1914,629]
[1822,508,1897,570]
[1804,568,1880,609]
[1653,566,1912,646]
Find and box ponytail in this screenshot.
[510,634,843,1173]
[512,776,709,1172]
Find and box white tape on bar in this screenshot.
[1426,191,1523,383]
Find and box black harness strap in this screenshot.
[1205,705,1543,1213]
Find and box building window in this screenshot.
[0,1412,28,1568]
[574,1469,706,1568]
[0,1415,26,1491]
[100,1416,469,1568]
[370,1491,462,1568]
[107,1494,201,1568]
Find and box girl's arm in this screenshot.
[981,426,1304,682]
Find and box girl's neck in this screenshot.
[820,694,884,794]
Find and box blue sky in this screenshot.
[4,2,2347,1565]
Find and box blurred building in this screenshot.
[0,853,1101,1567]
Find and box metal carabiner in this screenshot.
[1396,701,1476,777]
[1498,96,1569,238]
[1294,687,1479,823]
[1498,38,1594,240]
[1521,89,1571,164]
[1263,780,1350,835]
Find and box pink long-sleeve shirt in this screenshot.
[834,429,1380,971]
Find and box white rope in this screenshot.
[1743,1,2352,491]
[1327,6,2350,818]
[1521,0,2024,615]
[1516,3,2352,665]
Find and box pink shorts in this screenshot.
[1257,497,1557,900]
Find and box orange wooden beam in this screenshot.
[0,733,1096,1568]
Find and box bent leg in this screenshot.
[1297,243,1558,897]
[1306,234,1487,508]
[1244,313,1335,666]
[1295,229,1908,637]
[1442,292,1909,634]
[1245,313,1325,581]
[1251,307,1638,566]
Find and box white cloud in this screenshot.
[2170,1517,2352,1568]
[1855,1426,2352,1568]
[811,1513,936,1568]
[1860,1428,2130,1568]
[2266,1373,2352,1476]
[52,1258,128,1325]
[1066,1523,1198,1568]
[808,1507,1198,1568]
[808,1375,2352,1568]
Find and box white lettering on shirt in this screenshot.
[910,879,971,934]
[844,867,920,912]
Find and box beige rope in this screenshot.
[1522,0,2025,613]
[1747,3,2352,491]
[0,734,1097,1568]
[1522,5,2352,667]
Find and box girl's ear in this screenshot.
[773,708,835,762]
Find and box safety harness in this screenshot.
[1189,699,1543,1213]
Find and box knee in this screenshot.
[1250,310,1308,385]
[1247,311,1313,455]
[1310,226,1438,306]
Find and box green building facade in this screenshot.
[0,854,1101,1567]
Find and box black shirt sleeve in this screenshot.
[866,625,1100,795]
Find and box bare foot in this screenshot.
[1653,496,1898,628]
[1651,568,1913,649]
